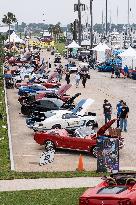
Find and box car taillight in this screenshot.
[79,198,89,205]
[118,199,132,205]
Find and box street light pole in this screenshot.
[90,0,93,49]
[78,0,82,45]
[106,0,108,36]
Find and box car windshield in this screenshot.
[75,127,95,138]
[44,111,56,118]
[52,99,63,108]
[97,186,128,195]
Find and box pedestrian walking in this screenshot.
[120,102,129,132]
[75,72,80,88]
[116,100,123,128]
[48,58,51,69]
[115,66,120,78]
[82,73,87,88]
[65,70,70,84]
[103,99,112,124]
[56,66,62,82]
[111,66,115,78]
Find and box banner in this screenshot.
[28,40,54,48]
[97,136,119,173]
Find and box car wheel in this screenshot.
[52,124,61,129]
[21,105,30,116]
[91,146,98,158]
[86,120,94,128]
[45,140,55,151]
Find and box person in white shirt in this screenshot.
[75,72,80,88]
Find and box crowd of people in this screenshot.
[103,99,129,132]
[111,64,130,79]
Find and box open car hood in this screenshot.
[97,119,116,136]
[72,98,94,116]
[56,84,72,96]
[63,93,81,105]
[47,72,58,83]
[36,65,46,74]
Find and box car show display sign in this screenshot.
[39,149,55,166]
[97,136,119,173]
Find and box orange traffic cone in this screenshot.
[76,154,84,172]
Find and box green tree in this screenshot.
[53,23,63,42]
[2,12,17,45]
[48,24,54,36]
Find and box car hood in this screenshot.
[56,84,72,96]
[97,119,116,136]
[81,185,132,202]
[72,98,95,116]
[47,72,58,83]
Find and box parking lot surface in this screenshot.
[7,52,136,172]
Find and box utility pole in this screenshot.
[78,0,82,45]
[128,0,130,27]
[90,0,93,49]
[106,0,108,36]
[117,6,119,26]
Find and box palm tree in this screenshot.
[2,12,17,45]
[48,24,54,37]
[53,23,63,42]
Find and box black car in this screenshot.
[131,70,136,80]
[21,93,81,116]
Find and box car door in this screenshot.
[62,113,80,129]
[50,131,70,149]
[67,135,91,151]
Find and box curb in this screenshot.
[3,66,15,171]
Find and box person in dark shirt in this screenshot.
[103,99,112,124]
[65,70,70,84]
[82,73,87,88]
[120,102,129,132]
[116,100,123,128]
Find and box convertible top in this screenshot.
[111,172,136,179]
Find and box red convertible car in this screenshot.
[34,119,124,157]
[35,83,72,102]
[79,172,136,205]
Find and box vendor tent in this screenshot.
[118,47,136,69]
[67,41,81,49]
[92,43,111,51]
[92,43,111,63]
[5,32,24,44]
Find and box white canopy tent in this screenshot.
[118,47,136,69]
[5,32,24,44]
[92,43,111,63]
[67,40,81,49]
[92,43,111,52]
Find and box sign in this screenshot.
[74,4,86,12]
[29,40,55,48]
[39,149,55,166]
[97,136,119,173]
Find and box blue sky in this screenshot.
[0,0,136,25]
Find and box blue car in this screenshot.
[97,64,113,72]
[18,84,56,96]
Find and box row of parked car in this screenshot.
[4,50,124,157]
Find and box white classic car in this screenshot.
[33,99,98,131]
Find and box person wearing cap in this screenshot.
[103,99,112,124]
[116,100,123,128]
[120,102,129,132]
